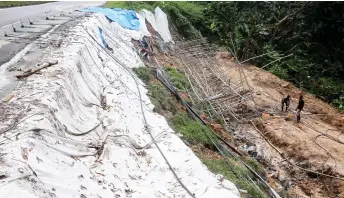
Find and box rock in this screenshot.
[8,67,16,72]
[281,82,290,88]
[280,160,288,167]
[268,171,277,178]
[274,182,284,193]
[250,151,258,158]
[225,126,235,133]
[277,169,287,183]
[215,174,225,181]
[218,51,232,59]
[242,144,258,157]
[2,94,14,103]
[222,179,238,192]
[255,144,262,158]
[176,133,183,138]
[183,140,190,146]
[247,146,256,153]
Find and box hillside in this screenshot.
[216,51,344,197]
[0,2,343,198]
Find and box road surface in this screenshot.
[0,1,104,28]
[0,1,104,99]
[0,1,104,66]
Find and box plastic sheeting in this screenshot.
[98,27,107,48]
[140,7,173,43]
[83,6,173,43]
[154,7,173,43]
[83,7,140,31]
[0,14,239,198]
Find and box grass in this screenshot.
[199,156,267,198]
[147,83,177,114]
[105,1,158,11]
[133,67,212,146]
[105,1,204,14]
[133,64,268,198]
[0,1,51,8]
[133,67,151,83]
[171,112,214,146]
[244,158,267,180]
[133,67,177,114]
[165,67,189,91]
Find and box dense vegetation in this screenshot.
[108,1,344,111]
[192,2,344,111]
[0,1,51,8]
[113,2,343,196]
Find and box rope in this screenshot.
[2,22,196,197]
[82,26,196,198]
[108,131,168,150]
[153,58,280,197]
[62,115,105,136]
[0,110,45,135]
[250,121,344,181]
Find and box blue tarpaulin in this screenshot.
[98,27,107,48]
[83,7,140,31]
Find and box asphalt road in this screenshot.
[0,1,105,100]
[0,1,104,66]
[0,1,104,28]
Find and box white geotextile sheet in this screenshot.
[141,7,173,43]
[0,14,238,198]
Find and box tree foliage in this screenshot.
[199,2,344,110]
[107,1,344,110]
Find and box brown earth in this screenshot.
[144,18,344,196]
[216,51,344,198]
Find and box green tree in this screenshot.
[200,2,344,110]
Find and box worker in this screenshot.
[281,95,291,112]
[295,95,304,123]
[140,38,148,49]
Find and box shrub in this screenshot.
[147,83,177,114]
[105,1,158,11]
[165,67,189,91]
[171,112,214,146]
[133,67,151,83]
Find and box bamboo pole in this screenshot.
[16,60,58,79]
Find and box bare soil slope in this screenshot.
[216,51,344,197]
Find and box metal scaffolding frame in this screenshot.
[169,36,259,126]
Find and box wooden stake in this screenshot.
[16,60,58,79]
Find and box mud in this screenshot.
[216,51,344,198]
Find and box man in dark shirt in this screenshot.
[281,95,291,112]
[295,95,304,123]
